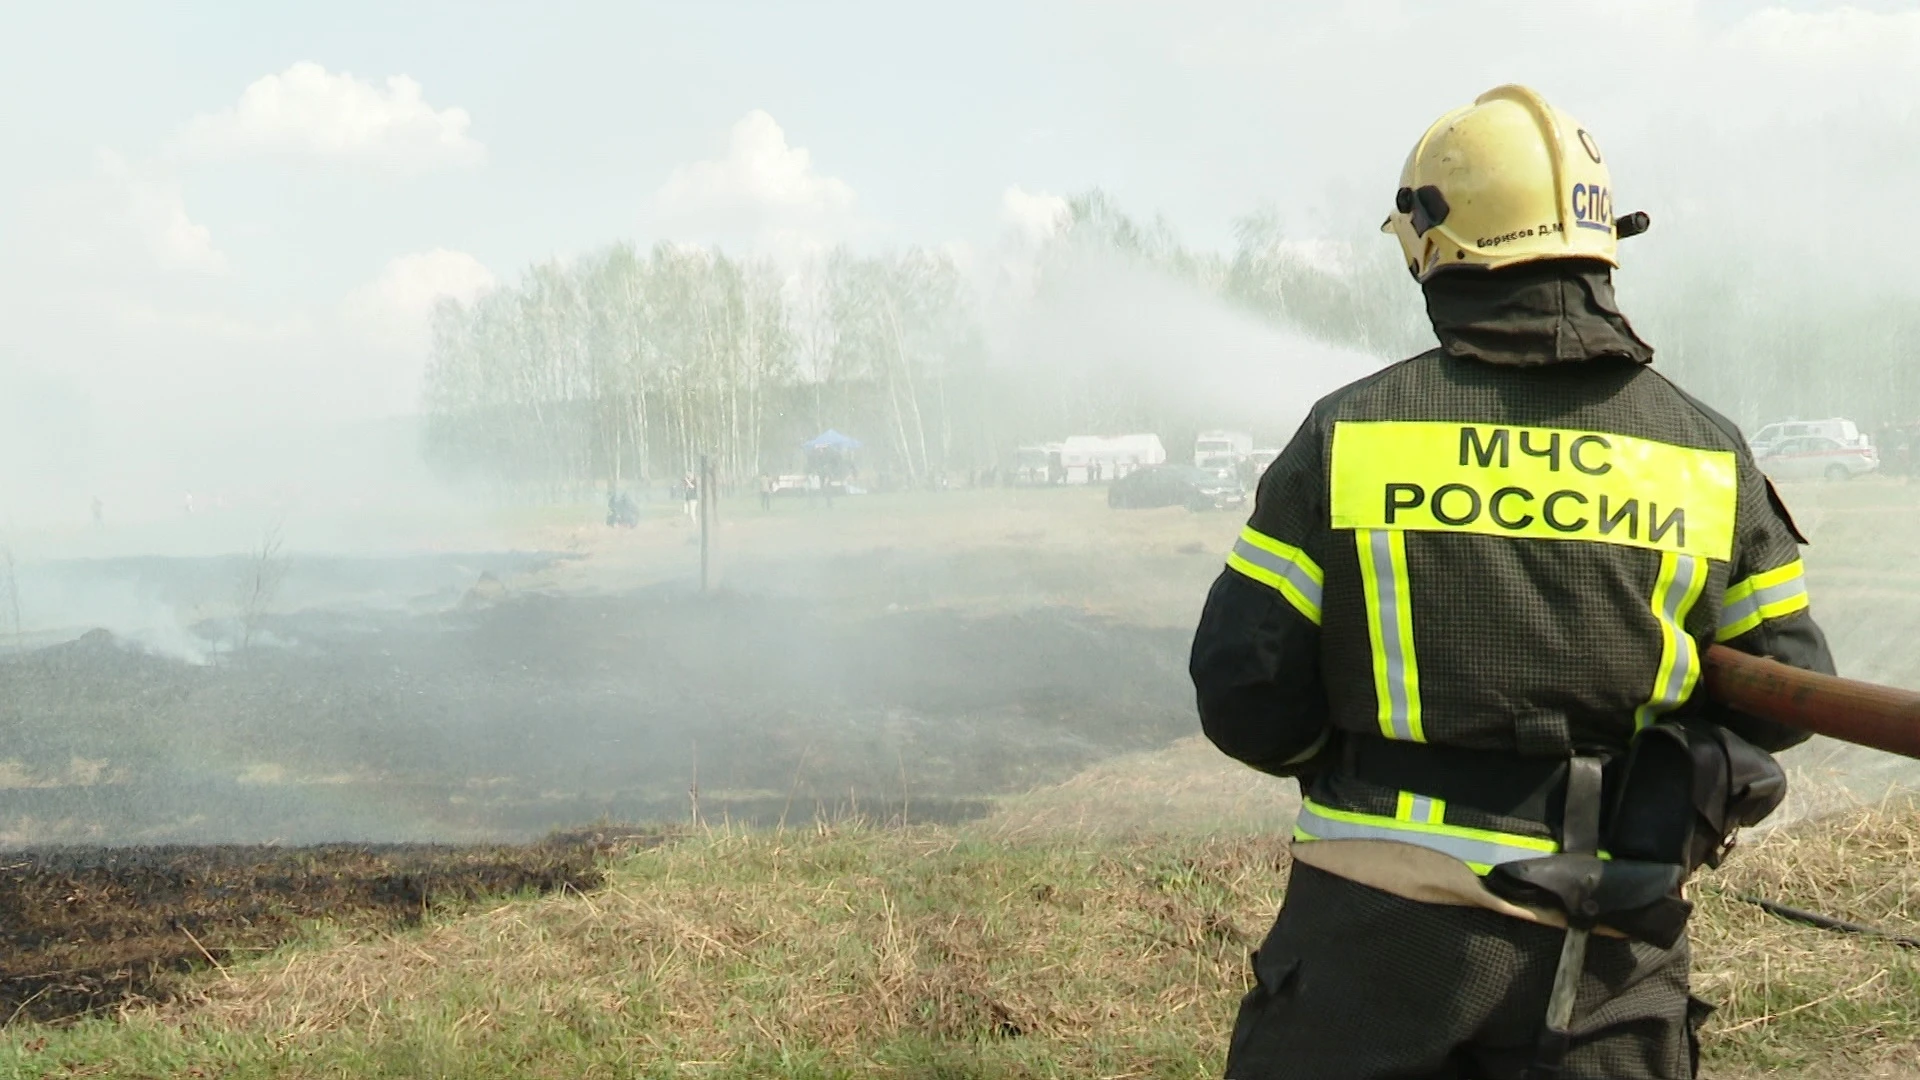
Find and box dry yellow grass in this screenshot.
[1691,798,1920,1077]
[12,827,1282,1078]
[5,802,1918,1078]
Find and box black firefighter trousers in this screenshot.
[1226,863,1705,1079]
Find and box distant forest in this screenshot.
[421,190,1920,495]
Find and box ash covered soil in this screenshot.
[1,551,1200,848]
[0,519,1207,1023]
[0,491,1238,1025]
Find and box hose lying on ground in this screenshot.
[1734,894,1920,950]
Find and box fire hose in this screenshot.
[1702,644,1920,943]
[1702,644,1920,761]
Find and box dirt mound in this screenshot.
[0,829,662,1024]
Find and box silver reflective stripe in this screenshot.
[1717,592,1756,633]
[1230,537,1323,612]
[1637,552,1706,730]
[1657,554,1701,706]
[1717,573,1808,635]
[1294,801,1549,869]
[1405,794,1441,824]
[1366,530,1417,741]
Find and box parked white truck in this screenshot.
[1061,434,1166,483]
[1193,430,1254,481]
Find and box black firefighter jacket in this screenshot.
[1189,262,1836,855]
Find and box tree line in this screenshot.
[420,189,1920,497]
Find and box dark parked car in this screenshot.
[1107,465,1246,511]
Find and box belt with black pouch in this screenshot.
[1344,724,1789,1078]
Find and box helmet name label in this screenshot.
[1477,227,1533,249]
[1477,221,1565,249]
[1330,421,1736,559]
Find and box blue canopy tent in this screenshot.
[802,429,863,451]
[801,430,861,494]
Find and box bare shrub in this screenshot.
[234,518,289,655]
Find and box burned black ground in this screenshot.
[0,830,657,1024]
[3,570,1195,845]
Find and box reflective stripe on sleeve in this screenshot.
[1633,551,1708,731]
[1293,797,1557,875]
[1226,525,1325,625]
[1716,558,1810,641]
[1358,529,1423,742]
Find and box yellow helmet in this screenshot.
[1384,85,1643,281]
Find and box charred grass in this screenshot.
[0,829,662,1029]
[2,804,1918,1078]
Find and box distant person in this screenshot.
[606,489,638,528]
[1191,85,1833,1079]
[91,495,104,527]
[183,492,195,516]
[759,473,774,511]
[682,473,699,521]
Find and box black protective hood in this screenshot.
[1421,260,1654,367]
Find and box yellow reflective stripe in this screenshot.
[1328,421,1738,560]
[1294,797,1557,875]
[1755,589,1810,621]
[1716,558,1810,642]
[1636,552,1708,731]
[1358,530,1392,739]
[1237,527,1327,586]
[1390,535,1422,744]
[1724,558,1804,605]
[1225,526,1324,625]
[1395,790,1446,825]
[1358,529,1423,742]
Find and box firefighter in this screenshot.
[1190,85,1835,1079]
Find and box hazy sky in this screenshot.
[4,1,1920,518]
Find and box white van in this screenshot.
[1748,418,1865,456]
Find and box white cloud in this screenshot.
[343,249,496,348]
[174,62,484,171]
[1001,185,1069,244]
[653,110,855,239]
[94,148,227,273]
